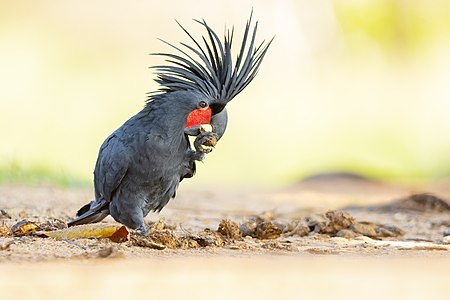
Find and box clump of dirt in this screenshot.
[147,218,176,232]
[347,222,405,239]
[131,232,173,250]
[306,210,356,234]
[254,221,284,239]
[10,220,40,236]
[148,230,178,248]
[372,193,450,212]
[292,210,404,240]
[285,220,310,237]
[0,222,10,237]
[131,218,227,250]
[132,228,226,250]
[239,214,286,240]
[0,208,410,255]
[95,246,123,258]
[192,229,225,247]
[1,208,406,251]
[0,217,68,238]
[131,219,179,249]
[38,218,67,231]
[217,219,242,240]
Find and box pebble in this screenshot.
[443,228,450,237]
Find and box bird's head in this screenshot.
[147,11,273,129]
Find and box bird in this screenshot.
[67,12,272,234]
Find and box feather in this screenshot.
[149,12,272,103]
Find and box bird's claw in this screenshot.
[194,131,218,154]
[135,224,148,236]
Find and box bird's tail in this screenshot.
[67,200,110,227]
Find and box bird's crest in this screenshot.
[149,11,273,103]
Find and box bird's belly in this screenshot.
[122,154,184,213]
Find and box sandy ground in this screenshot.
[0,176,449,299]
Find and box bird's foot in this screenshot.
[194,131,218,155]
[135,224,148,236]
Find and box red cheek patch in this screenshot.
[186,107,212,128]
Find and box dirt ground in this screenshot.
[0,175,449,299]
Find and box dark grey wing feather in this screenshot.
[94,133,129,202]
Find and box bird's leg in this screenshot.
[190,150,205,161]
[135,223,148,236]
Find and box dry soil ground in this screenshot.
[0,175,449,299]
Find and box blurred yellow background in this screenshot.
[1,0,450,187]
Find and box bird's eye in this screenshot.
[198,101,208,109]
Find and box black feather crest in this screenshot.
[148,12,273,103]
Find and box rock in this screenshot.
[443,228,450,237]
[239,219,258,237]
[0,209,11,219]
[96,246,122,258]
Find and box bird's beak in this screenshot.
[210,102,226,115]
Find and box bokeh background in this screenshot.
[1,0,450,187]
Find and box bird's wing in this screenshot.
[94,133,129,203]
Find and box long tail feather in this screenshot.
[67,200,110,227]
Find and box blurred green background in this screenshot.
[1,0,450,187]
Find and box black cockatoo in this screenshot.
[68,13,272,233]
